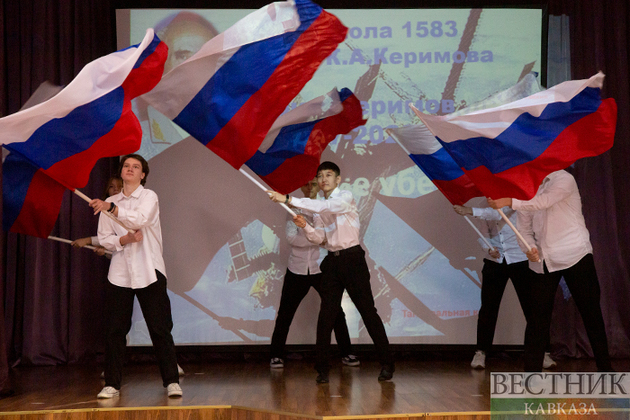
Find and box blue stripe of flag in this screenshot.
[338,87,352,102]
[3,34,161,170]
[439,87,602,174]
[133,34,162,69]
[172,0,322,146]
[410,148,466,182]
[2,153,38,231]
[246,121,316,176]
[4,88,125,170]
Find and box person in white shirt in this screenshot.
[268,161,393,383]
[269,178,358,369]
[90,154,182,398]
[72,175,186,379]
[453,205,555,370]
[488,169,612,372]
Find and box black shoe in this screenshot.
[378,364,394,381]
[316,372,329,384]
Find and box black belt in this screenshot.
[330,244,362,257]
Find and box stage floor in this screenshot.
[0,353,627,417]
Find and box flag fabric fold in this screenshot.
[2,153,68,238]
[245,87,365,194]
[386,124,482,205]
[2,29,167,237]
[388,72,543,205]
[141,0,349,169]
[413,72,617,200]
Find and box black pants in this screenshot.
[270,269,353,359]
[315,246,392,373]
[477,259,533,352]
[523,254,612,372]
[104,270,179,389]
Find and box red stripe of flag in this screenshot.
[12,171,67,238]
[466,98,617,200]
[207,11,348,168]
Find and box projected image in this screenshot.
[117,7,542,345]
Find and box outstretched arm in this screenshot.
[268,189,354,215]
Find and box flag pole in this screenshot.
[47,235,112,255]
[386,127,494,250]
[496,208,533,253]
[238,168,297,217]
[462,216,493,250]
[73,189,134,232]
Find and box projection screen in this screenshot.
[115,6,543,346]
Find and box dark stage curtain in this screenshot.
[546,0,630,363]
[1,0,629,398]
[0,0,116,395]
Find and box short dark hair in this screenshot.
[119,154,150,186]
[317,161,340,177]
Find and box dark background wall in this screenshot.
[1,0,628,396]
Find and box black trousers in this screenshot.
[477,259,533,352]
[315,246,392,373]
[104,270,179,389]
[523,254,612,372]
[270,268,353,359]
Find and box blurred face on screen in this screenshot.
[162,14,218,74]
[300,178,319,199]
[317,169,340,197]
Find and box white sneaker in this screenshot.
[471,350,486,369]
[342,354,360,366]
[167,383,182,397]
[543,352,557,369]
[270,357,284,368]
[97,386,119,399]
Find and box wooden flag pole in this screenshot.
[73,189,134,232]
[238,168,297,217]
[496,208,534,253]
[48,235,112,255]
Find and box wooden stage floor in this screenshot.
[0,353,628,419]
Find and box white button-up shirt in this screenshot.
[97,185,167,289]
[472,206,528,265]
[512,170,592,273]
[291,187,360,252]
[286,209,322,275]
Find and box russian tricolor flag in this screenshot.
[387,73,543,205]
[141,0,348,169]
[386,124,482,205]
[2,29,167,237]
[414,72,617,200]
[245,88,365,194]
